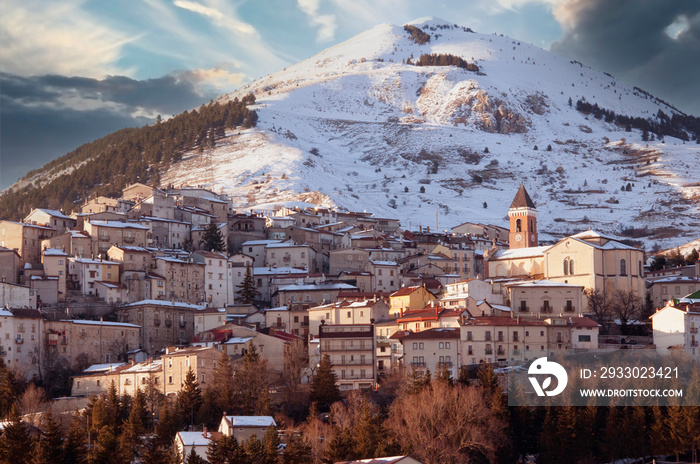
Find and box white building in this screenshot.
[651,298,700,357]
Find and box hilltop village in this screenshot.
[1,181,700,462]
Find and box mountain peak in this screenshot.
[405,16,455,29]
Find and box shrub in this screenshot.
[419,186,426,193]
[414,53,479,72]
[404,25,430,45]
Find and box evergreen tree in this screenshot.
[244,435,264,463]
[0,359,21,418]
[262,424,281,464]
[90,425,123,464]
[236,265,258,304]
[177,368,203,428]
[119,389,146,462]
[155,402,179,447]
[186,447,207,464]
[33,409,64,464]
[63,411,88,464]
[310,355,341,410]
[321,427,354,464]
[0,404,33,464]
[202,222,226,252]
[141,437,170,464]
[283,434,312,464]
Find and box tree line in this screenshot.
[575,99,700,142]
[3,348,699,463]
[410,53,480,72]
[0,96,258,221]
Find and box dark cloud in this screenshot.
[0,72,218,189]
[550,0,700,116]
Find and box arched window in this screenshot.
[530,219,534,231]
[516,218,522,232]
[569,259,574,275]
[620,259,627,276]
[563,258,569,275]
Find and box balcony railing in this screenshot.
[692,341,699,347]
[497,348,505,356]
[564,306,576,313]
[691,328,699,334]
[123,236,136,244]
[410,362,426,367]
[540,306,551,313]
[437,362,453,368]
[99,235,110,242]
[519,306,529,312]
[485,350,493,355]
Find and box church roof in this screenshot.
[510,184,536,209]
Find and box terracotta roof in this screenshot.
[390,286,421,297]
[509,183,536,209]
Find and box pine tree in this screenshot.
[262,424,281,464]
[310,355,341,411]
[244,435,265,463]
[177,368,203,428]
[91,425,124,464]
[236,264,257,304]
[119,389,146,462]
[283,434,312,464]
[155,402,179,446]
[202,222,226,252]
[63,411,88,464]
[141,437,170,464]
[186,447,207,464]
[321,427,354,464]
[33,409,64,464]
[0,404,33,464]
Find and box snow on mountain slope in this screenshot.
[160,18,700,248]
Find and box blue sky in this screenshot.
[1,0,698,189]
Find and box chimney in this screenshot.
[203,427,208,438]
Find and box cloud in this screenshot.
[174,0,257,36]
[0,70,226,189]
[298,0,337,42]
[550,0,700,115]
[0,0,135,78]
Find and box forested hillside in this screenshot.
[0,96,257,220]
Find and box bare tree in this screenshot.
[386,381,507,464]
[585,288,612,326]
[613,290,643,332]
[17,383,49,427]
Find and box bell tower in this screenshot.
[508,183,537,249]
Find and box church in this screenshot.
[484,184,646,314]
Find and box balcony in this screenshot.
[410,362,426,367]
[99,235,110,242]
[437,362,453,368]
[497,348,505,356]
[564,306,576,313]
[692,341,699,347]
[282,256,291,263]
[15,337,23,344]
[179,321,186,328]
[540,306,551,313]
[17,327,25,333]
[165,319,172,328]
[123,236,136,244]
[485,350,493,355]
[519,306,530,313]
[691,328,699,334]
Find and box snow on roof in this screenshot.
[265,242,309,248]
[225,337,254,344]
[370,260,398,266]
[507,279,583,288]
[222,416,276,427]
[265,306,289,312]
[122,360,162,373]
[43,248,67,256]
[490,245,550,260]
[253,267,308,276]
[155,256,187,264]
[126,299,205,310]
[69,257,120,265]
[278,283,356,292]
[177,431,215,447]
[84,363,126,373]
[62,319,141,328]
[88,220,149,230]
[32,208,71,219]
[241,240,282,246]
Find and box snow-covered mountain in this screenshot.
[159,18,698,248]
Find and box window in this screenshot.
[485,344,492,355]
[466,331,472,341]
[412,342,418,349]
[520,301,527,312]
[543,300,550,313]
[565,300,574,312]
[620,259,627,276]
[485,331,491,341]
[168,376,173,384]
[515,218,522,232]
[439,342,444,349]
[419,342,424,349]
[347,311,351,318]
[497,331,503,342]
[96,380,101,387]
[578,335,591,342]
[468,345,473,355]
[513,332,519,342]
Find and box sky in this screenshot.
[1,0,699,190]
